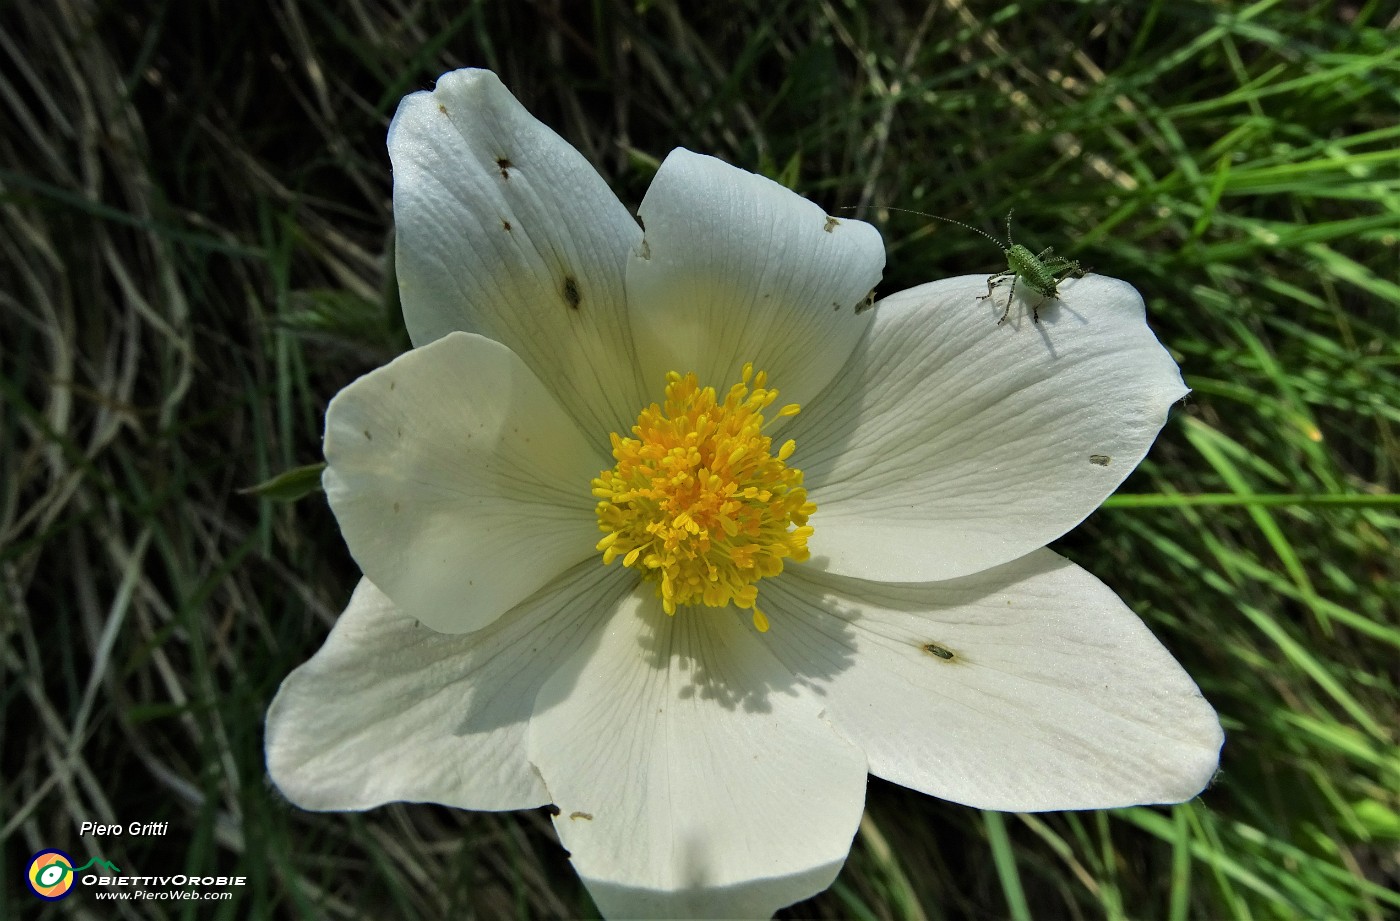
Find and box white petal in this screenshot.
[265,566,632,811]
[794,274,1188,582]
[324,332,606,633]
[388,68,645,443]
[762,552,1223,811]
[627,149,885,410]
[529,591,867,919]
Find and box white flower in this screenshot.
[265,69,1223,919]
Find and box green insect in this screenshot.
[865,207,1088,324]
[944,210,1087,323]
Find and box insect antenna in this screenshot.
[840,206,1006,251]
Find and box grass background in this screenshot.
[3,0,1398,917]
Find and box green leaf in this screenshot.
[240,463,327,502]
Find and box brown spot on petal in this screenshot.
[496,157,513,179]
[562,275,582,310]
[1090,454,1111,466]
[502,219,512,232]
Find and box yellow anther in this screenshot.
[592,368,813,631]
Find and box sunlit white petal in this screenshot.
[389,68,645,443]
[265,565,632,811]
[761,551,1222,811]
[627,149,884,410]
[529,591,867,919]
[324,332,605,633]
[795,274,1188,582]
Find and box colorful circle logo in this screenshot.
[26,850,76,901]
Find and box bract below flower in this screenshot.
[265,68,1223,920]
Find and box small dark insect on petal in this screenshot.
[920,641,955,660]
[1090,454,1111,466]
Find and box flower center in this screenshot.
[591,364,815,633]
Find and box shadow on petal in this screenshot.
[448,560,635,737]
[629,583,861,713]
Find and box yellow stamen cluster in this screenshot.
[592,365,815,633]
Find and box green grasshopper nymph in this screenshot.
[859,207,1088,324]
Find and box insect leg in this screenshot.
[1031,291,1048,323]
[977,272,1011,301]
[998,273,1020,324]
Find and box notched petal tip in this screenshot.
[628,147,886,417]
[643,148,886,263]
[579,857,849,921]
[388,68,507,145]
